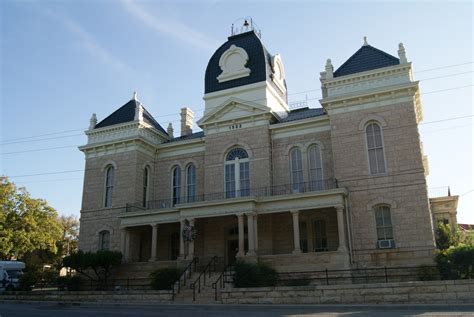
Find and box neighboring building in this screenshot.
[78,23,438,272]
[429,189,459,230]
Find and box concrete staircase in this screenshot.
[173,271,223,303]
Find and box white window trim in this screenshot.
[171,165,181,205]
[224,148,249,198]
[307,144,324,189]
[289,147,304,192]
[364,121,388,175]
[142,166,151,208]
[374,205,395,242]
[186,163,197,203]
[103,165,115,208]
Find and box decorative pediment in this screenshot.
[197,97,272,127]
[217,45,251,83]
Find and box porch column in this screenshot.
[120,228,127,262]
[187,218,195,259]
[149,223,158,262]
[246,212,256,256]
[237,213,245,257]
[179,219,185,259]
[336,205,348,251]
[291,210,301,254]
[124,229,131,262]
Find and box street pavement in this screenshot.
[1,302,474,317]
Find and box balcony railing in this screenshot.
[125,179,338,213]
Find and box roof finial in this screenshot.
[89,113,97,130]
[325,58,334,79]
[398,42,408,64]
[363,36,368,46]
[133,91,138,101]
[134,102,144,122]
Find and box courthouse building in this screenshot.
[78,24,440,272]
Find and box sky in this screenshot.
[1,1,472,223]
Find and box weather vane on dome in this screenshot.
[231,17,261,38]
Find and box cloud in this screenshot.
[42,9,130,72]
[121,0,219,51]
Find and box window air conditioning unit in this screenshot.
[377,239,395,249]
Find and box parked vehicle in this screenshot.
[0,261,25,292]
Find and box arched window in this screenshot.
[366,122,386,175]
[172,166,181,205]
[99,230,110,251]
[290,148,304,193]
[374,205,394,247]
[104,165,115,208]
[308,144,324,191]
[186,164,196,203]
[225,148,249,198]
[142,167,150,207]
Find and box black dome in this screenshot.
[204,30,286,101]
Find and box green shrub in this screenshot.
[150,268,181,290]
[57,275,83,291]
[18,271,39,291]
[417,265,440,281]
[233,261,278,288]
[436,243,474,280]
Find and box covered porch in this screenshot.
[119,188,351,271]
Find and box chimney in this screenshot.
[167,123,174,138]
[180,107,194,136]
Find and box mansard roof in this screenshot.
[204,30,287,100]
[95,99,167,134]
[277,107,326,123]
[334,44,400,78]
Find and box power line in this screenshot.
[1,133,85,146]
[2,112,473,158]
[2,64,472,143]
[0,145,78,155]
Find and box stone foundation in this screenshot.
[221,279,474,304]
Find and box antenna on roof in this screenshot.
[230,17,261,38]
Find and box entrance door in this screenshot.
[227,240,239,265]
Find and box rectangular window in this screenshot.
[314,219,328,252]
[366,123,386,174]
[239,161,250,197]
[225,164,235,198]
[375,206,393,240]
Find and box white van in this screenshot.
[0,261,26,291]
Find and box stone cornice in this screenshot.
[322,63,412,87]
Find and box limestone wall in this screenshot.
[221,280,474,304]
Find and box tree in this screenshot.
[435,222,462,250]
[0,176,62,260]
[63,250,122,287]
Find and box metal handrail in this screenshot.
[212,262,234,301]
[171,257,198,301]
[190,256,219,301]
[125,179,338,212]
